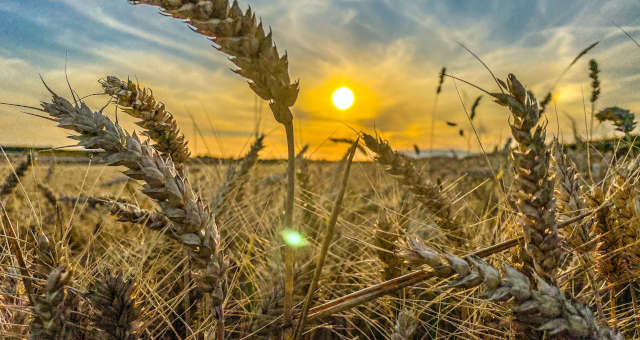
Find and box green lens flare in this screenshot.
[282,229,308,248]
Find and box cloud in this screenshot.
[55,0,222,63]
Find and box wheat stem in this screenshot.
[1,203,34,305]
[282,121,296,338]
[293,139,357,339]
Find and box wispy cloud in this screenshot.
[55,0,224,63]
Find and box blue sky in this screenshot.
[1,0,639,159]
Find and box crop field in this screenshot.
[1,1,640,339]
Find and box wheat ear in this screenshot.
[30,265,72,340]
[550,141,591,249]
[0,154,33,199]
[550,141,605,317]
[101,76,190,174]
[210,134,264,218]
[401,236,622,340]
[491,74,562,282]
[88,273,141,340]
[128,0,299,125]
[374,214,402,282]
[429,67,446,155]
[593,171,640,284]
[390,309,418,340]
[362,133,463,245]
[595,107,636,135]
[292,208,602,326]
[58,196,170,231]
[589,60,600,134]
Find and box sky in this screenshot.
[1,0,640,159]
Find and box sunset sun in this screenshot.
[332,86,354,110]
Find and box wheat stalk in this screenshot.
[294,140,358,339]
[400,236,622,340]
[126,2,301,328]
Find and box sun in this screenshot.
[332,86,354,110]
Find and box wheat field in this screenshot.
[1,1,640,339]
